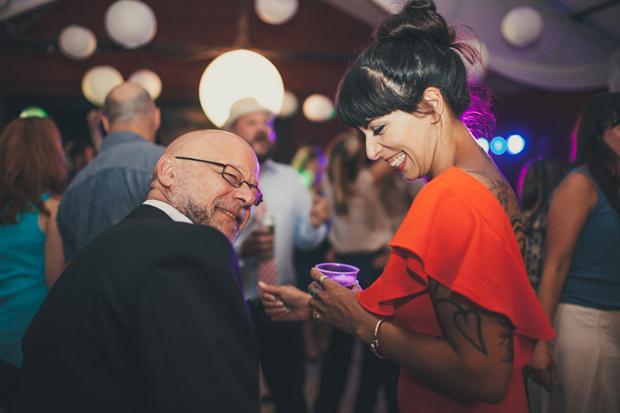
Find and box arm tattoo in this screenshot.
[466,170,527,257]
[510,216,526,257]
[465,170,511,211]
[497,318,515,363]
[434,298,488,356]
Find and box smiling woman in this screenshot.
[258,1,556,412]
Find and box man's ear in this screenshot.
[422,87,444,124]
[101,115,111,133]
[156,154,175,188]
[153,107,161,131]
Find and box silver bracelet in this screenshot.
[370,318,388,359]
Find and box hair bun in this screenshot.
[375,0,453,46]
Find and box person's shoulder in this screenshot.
[557,167,597,196]
[115,210,233,251]
[563,167,595,184]
[160,219,233,248]
[410,168,500,226]
[552,167,597,209]
[60,168,94,201]
[413,169,462,202]
[44,194,61,212]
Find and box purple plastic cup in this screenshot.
[315,263,360,287]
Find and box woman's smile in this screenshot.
[387,152,407,172]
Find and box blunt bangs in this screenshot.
[337,66,392,129]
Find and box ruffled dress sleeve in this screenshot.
[357,168,555,367]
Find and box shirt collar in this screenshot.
[260,158,276,172]
[100,131,148,151]
[143,200,194,224]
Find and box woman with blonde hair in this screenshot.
[0,115,67,412]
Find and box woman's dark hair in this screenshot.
[0,117,67,225]
[518,157,565,235]
[571,92,620,216]
[326,130,366,216]
[336,0,494,136]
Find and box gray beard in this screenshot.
[185,199,242,244]
[168,170,243,244]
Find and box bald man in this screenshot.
[17,131,261,413]
[57,82,165,263]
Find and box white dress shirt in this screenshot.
[143,200,194,224]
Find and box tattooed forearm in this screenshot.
[497,319,515,363]
[435,298,488,356]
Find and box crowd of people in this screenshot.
[0,1,618,412]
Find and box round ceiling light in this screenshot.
[254,0,299,25]
[82,66,124,107]
[104,0,157,49]
[58,25,97,60]
[303,94,335,123]
[128,69,162,100]
[501,6,544,48]
[199,49,284,128]
[279,90,299,118]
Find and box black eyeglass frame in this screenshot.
[175,156,263,206]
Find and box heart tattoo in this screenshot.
[435,298,488,356]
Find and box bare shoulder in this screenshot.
[39,195,62,233]
[463,166,526,257]
[552,169,597,212]
[44,195,61,215]
[557,169,596,194]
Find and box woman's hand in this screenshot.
[526,339,556,392]
[307,268,378,341]
[258,282,313,322]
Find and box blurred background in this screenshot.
[1,0,618,188]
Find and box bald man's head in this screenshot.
[102,82,160,141]
[149,130,260,243]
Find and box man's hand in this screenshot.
[309,194,330,227]
[86,108,104,153]
[259,282,312,322]
[240,227,275,258]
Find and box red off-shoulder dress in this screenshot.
[357,167,555,413]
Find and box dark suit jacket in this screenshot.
[16,205,260,413]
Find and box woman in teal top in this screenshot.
[527,92,620,413]
[0,115,67,412]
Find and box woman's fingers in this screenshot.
[310,267,339,289]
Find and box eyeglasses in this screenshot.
[175,156,263,206]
